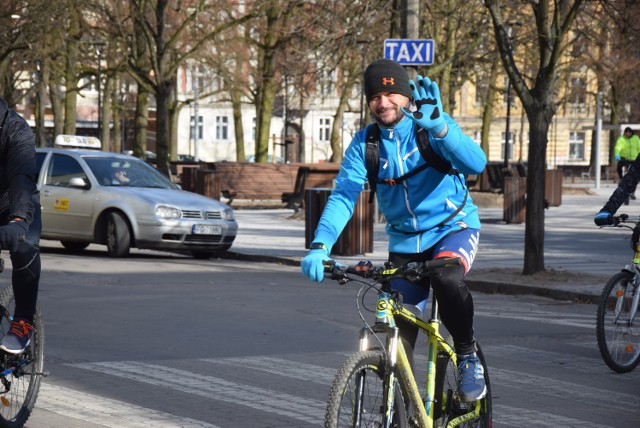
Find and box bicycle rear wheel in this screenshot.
[434,339,492,428]
[596,271,640,373]
[324,350,408,428]
[0,287,44,428]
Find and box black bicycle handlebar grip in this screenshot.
[595,215,615,226]
[322,259,336,273]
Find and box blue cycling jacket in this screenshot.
[313,114,487,254]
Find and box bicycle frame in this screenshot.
[358,288,482,428]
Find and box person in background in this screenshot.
[0,97,42,354]
[300,58,487,402]
[614,127,640,200]
[112,169,130,185]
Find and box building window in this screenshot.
[473,130,482,145]
[317,69,336,97]
[319,117,331,142]
[569,131,585,160]
[501,131,515,160]
[216,116,229,140]
[190,115,203,140]
[252,117,256,141]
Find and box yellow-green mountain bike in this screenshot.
[323,258,492,428]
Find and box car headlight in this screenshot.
[222,208,235,221]
[156,205,181,219]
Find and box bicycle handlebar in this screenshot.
[602,214,634,227]
[323,257,463,283]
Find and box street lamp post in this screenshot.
[504,77,512,169]
[94,42,106,141]
[503,26,513,169]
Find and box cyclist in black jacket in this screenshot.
[595,153,640,225]
[0,98,41,354]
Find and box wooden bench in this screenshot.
[297,163,341,189]
[281,166,310,212]
[197,162,343,207]
[212,162,299,204]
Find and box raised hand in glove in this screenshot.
[401,75,447,137]
[594,211,613,226]
[0,219,28,252]
[301,243,330,283]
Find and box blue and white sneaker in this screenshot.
[457,353,487,402]
[0,319,34,355]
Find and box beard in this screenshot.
[371,100,411,128]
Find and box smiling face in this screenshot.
[368,92,410,128]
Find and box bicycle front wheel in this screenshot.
[324,350,408,428]
[434,340,492,428]
[596,271,640,373]
[0,287,45,428]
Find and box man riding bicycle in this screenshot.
[0,98,42,355]
[301,58,487,402]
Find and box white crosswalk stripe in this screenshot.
[38,383,220,428]
[491,404,613,428]
[476,309,595,329]
[70,360,326,425]
[203,355,336,384]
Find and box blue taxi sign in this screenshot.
[384,39,435,66]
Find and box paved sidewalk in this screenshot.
[224,182,633,303]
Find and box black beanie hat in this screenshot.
[363,58,412,102]
[625,127,634,134]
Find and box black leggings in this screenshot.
[2,202,41,323]
[390,251,476,359]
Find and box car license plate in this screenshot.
[192,224,222,235]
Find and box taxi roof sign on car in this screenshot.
[54,135,101,150]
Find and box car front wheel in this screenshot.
[106,212,131,258]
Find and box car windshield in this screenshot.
[84,157,177,189]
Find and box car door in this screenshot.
[40,153,95,239]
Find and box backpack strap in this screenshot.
[365,125,380,203]
[365,124,462,201]
[414,127,458,176]
[364,124,470,225]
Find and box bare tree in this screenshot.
[117,0,254,173]
[483,0,586,275]
[574,1,640,164]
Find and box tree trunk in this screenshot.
[63,39,78,135]
[155,81,172,175]
[133,89,149,159]
[523,107,551,274]
[230,86,245,162]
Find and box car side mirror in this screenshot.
[69,177,90,189]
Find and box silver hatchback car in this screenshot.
[35,148,237,259]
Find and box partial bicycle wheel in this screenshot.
[324,350,408,428]
[434,339,492,428]
[596,271,640,373]
[0,286,44,428]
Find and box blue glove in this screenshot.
[301,246,331,283]
[0,220,28,252]
[615,155,621,161]
[401,75,447,136]
[594,211,613,226]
